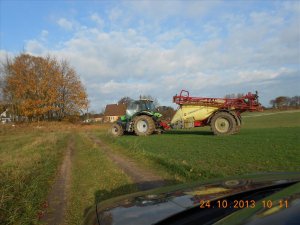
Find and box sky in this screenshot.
[0,0,299,112]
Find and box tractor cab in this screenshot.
[126,100,156,118]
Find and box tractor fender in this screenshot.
[116,119,128,130]
[208,110,241,126]
[134,111,154,117]
[230,111,242,126]
[133,112,160,122]
[132,113,163,130]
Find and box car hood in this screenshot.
[88,172,300,225]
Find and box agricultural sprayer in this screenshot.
[111,90,262,136]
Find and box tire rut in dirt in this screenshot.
[40,137,73,225]
[89,135,166,191]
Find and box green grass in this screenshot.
[66,132,136,225]
[95,111,300,182]
[1,111,299,224]
[242,110,300,128]
[0,125,138,225]
[0,128,69,225]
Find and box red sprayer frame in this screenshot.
[173,90,263,113]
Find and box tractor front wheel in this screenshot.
[134,115,155,136]
[111,123,124,137]
[211,112,236,135]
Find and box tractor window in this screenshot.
[144,102,156,111]
[126,101,140,117]
[126,101,156,117]
[139,101,155,111]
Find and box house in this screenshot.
[91,114,104,123]
[94,117,104,123]
[0,109,11,124]
[104,104,126,123]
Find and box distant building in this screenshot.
[94,117,104,123]
[91,114,104,123]
[0,109,11,124]
[0,109,7,118]
[104,104,126,123]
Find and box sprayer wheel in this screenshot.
[211,112,236,135]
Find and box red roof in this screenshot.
[104,104,126,116]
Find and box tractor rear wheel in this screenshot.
[211,112,236,135]
[134,115,155,136]
[111,123,124,136]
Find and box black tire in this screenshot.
[111,123,124,137]
[211,112,236,135]
[134,115,155,136]
[156,129,163,135]
[235,114,242,134]
[234,125,241,134]
[231,112,242,134]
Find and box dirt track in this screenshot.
[89,134,167,191]
[41,134,166,224]
[40,138,73,225]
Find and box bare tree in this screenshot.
[274,96,289,109]
[140,94,159,107]
[118,96,133,106]
[224,93,244,98]
[290,96,300,107]
[269,96,300,109]
[157,106,175,120]
[57,59,89,119]
[269,99,276,108]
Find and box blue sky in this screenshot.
[1,0,299,112]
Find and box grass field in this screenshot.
[0,126,70,225]
[0,124,137,225]
[0,110,299,224]
[66,132,136,225]
[95,111,300,182]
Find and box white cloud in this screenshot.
[95,80,155,95]
[41,30,48,38]
[183,1,221,18]
[127,0,220,21]
[282,1,300,14]
[156,29,188,45]
[0,50,13,65]
[25,40,46,54]
[8,1,297,110]
[57,18,73,30]
[233,69,285,85]
[108,7,122,22]
[90,13,104,28]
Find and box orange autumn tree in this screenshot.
[56,60,89,119]
[2,53,88,121]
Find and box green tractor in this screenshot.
[111,99,165,136]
